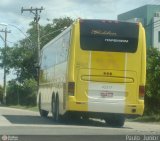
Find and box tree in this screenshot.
[6,80,19,105]
[6,79,37,106]
[40,17,74,47]
[0,17,74,106]
[0,47,13,74]
[145,48,160,114]
[0,45,37,83]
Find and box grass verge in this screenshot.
[128,115,160,123]
[8,105,39,112]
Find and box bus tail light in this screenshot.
[139,85,145,99]
[68,82,75,96]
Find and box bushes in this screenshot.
[145,48,160,115]
[6,79,37,106]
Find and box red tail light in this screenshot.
[139,85,145,99]
[68,82,75,96]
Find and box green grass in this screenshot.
[129,115,160,123]
[8,105,39,112]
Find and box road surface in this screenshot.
[0,106,160,136]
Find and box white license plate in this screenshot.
[100,91,113,98]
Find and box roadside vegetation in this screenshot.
[0,17,73,106]
[131,115,160,122]
[145,48,160,115]
[0,17,160,122]
[134,48,160,122]
[129,48,160,122]
[8,105,38,112]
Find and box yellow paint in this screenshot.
[67,20,146,115]
[124,23,146,115]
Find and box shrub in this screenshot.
[6,79,37,106]
[145,48,160,114]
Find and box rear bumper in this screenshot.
[68,97,144,116]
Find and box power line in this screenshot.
[8,24,33,47]
[0,34,4,42]
[6,40,15,44]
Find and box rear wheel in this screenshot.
[38,94,49,117]
[105,114,125,127]
[52,94,60,121]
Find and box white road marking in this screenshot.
[0,115,12,125]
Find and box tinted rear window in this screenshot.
[80,20,139,53]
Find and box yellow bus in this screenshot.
[38,19,146,127]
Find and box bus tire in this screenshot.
[52,93,60,121]
[52,93,57,121]
[38,94,49,117]
[105,114,125,127]
[55,95,60,121]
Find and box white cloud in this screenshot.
[0,0,160,84]
[0,0,159,26]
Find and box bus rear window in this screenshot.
[80,20,139,53]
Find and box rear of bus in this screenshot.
[67,19,146,126]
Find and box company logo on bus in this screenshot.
[91,30,117,36]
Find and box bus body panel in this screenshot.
[39,28,71,115]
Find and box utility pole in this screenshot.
[21,7,44,86]
[0,27,11,104]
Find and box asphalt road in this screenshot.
[0,106,160,139]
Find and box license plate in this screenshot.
[100,91,113,98]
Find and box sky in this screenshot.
[0,0,160,85]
